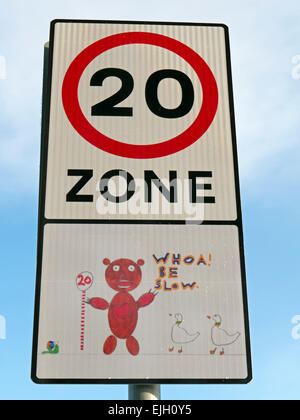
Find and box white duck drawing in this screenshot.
[207,314,241,355]
[169,313,200,353]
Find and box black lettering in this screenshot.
[99,170,135,203]
[144,170,178,203]
[189,171,215,203]
[66,169,93,202]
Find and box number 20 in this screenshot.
[77,274,92,287]
[91,68,195,119]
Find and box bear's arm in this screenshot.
[87,297,109,310]
[137,292,155,308]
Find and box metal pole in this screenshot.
[128,384,161,400]
[42,42,49,130]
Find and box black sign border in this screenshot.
[31,19,252,385]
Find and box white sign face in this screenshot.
[44,20,237,222]
[32,20,251,384]
[36,224,248,381]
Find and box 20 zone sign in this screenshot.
[62,32,219,159]
[32,21,252,385]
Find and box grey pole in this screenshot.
[128,384,161,400]
[42,42,49,130]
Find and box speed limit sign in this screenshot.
[32,20,252,384]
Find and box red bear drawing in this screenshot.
[87,258,157,356]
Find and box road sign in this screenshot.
[32,20,252,384]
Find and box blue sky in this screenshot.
[0,0,300,400]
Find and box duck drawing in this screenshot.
[207,314,241,355]
[169,313,200,353]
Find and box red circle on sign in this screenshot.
[62,32,218,159]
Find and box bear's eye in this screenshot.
[128,265,135,272]
[113,265,120,271]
